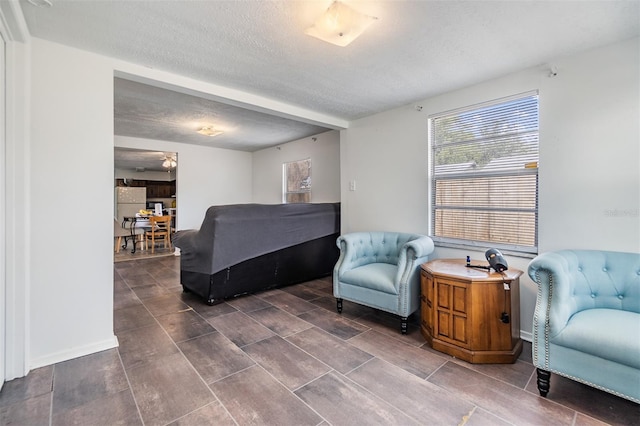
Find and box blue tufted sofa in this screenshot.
[528,250,640,403]
[333,232,434,334]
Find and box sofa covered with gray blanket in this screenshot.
[173,203,340,305]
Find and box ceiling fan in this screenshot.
[162,154,177,169]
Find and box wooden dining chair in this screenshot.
[145,215,172,253]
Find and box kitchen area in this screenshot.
[115,179,176,222]
[114,148,178,260]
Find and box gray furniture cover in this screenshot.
[173,202,340,304]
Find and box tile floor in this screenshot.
[1,256,638,425]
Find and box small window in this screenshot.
[283,158,311,203]
[430,92,539,254]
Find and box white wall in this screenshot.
[29,39,118,367]
[340,38,640,339]
[3,15,30,380]
[339,107,430,234]
[537,39,639,253]
[115,136,252,230]
[252,130,340,204]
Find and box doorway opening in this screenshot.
[114,147,177,262]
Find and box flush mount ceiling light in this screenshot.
[197,126,224,137]
[305,1,378,47]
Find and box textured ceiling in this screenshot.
[114,148,173,173]
[114,78,332,151]
[19,0,640,171]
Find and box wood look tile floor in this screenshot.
[1,256,639,425]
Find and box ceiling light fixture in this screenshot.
[162,155,177,169]
[305,1,377,47]
[197,126,224,137]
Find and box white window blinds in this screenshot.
[430,92,539,253]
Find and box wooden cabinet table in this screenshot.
[420,259,523,364]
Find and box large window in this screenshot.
[283,158,311,203]
[430,92,539,254]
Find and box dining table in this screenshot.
[122,215,152,254]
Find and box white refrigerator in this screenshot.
[115,187,146,226]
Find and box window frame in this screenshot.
[282,157,312,204]
[428,91,539,256]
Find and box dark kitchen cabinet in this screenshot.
[115,179,175,198]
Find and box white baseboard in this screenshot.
[520,330,532,342]
[29,335,119,370]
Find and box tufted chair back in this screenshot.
[529,250,640,336]
[340,232,420,268]
[333,231,434,333]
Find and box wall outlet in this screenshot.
[349,180,356,191]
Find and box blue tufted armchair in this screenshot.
[528,250,640,403]
[333,232,434,334]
